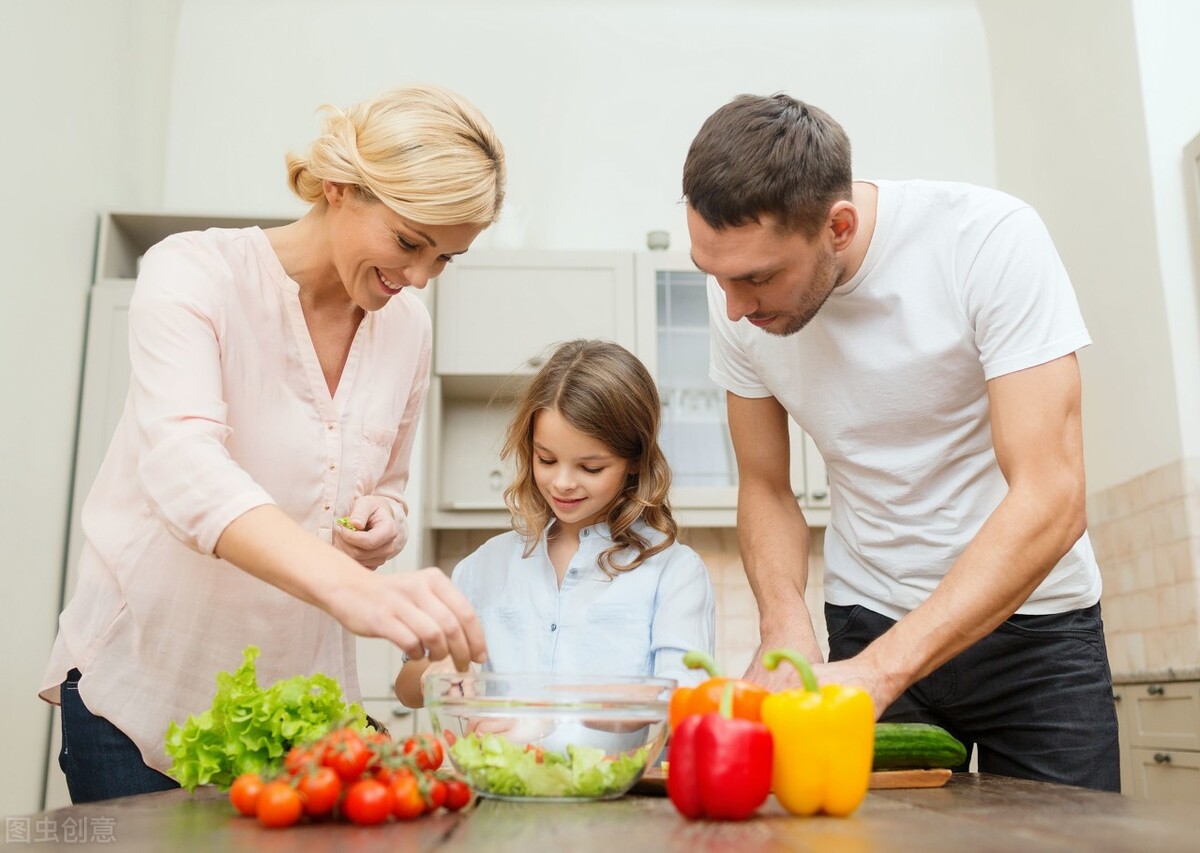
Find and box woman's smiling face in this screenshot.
[327,183,483,311]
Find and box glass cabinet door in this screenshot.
[654,267,738,503]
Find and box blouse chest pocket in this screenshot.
[356,423,398,493]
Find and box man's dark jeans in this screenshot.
[59,669,180,803]
[826,602,1120,791]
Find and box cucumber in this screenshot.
[872,722,967,770]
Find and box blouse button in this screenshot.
[329,463,336,471]
[550,623,558,632]
[324,504,331,511]
[582,530,590,538]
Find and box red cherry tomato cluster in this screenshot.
[228,727,472,829]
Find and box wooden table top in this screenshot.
[14,773,1199,852]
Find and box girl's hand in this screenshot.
[328,567,487,671]
[333,495,405,569]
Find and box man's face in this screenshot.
[687,206,842,337]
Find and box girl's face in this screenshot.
[326,182,483,311]
[531,408,634,534]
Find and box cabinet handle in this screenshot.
[489,469,503,491]
[526,357,545,368]
[812,489,829,500]
[1147,684,1165,696]
[391,706,413,719]
[1112,693,1121,702]
[1153,752,1172,764]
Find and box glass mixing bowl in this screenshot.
[425,672,674,802]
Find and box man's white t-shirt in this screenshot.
[709,179,1102,620]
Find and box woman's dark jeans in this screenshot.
[826,602,1121,792]
[59,669,180,803]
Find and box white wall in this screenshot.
[977,0,1178,494]
[0,0,180,817]
[163,0,995,249]
[1131,0,1200,462]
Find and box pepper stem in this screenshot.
[761,649,820,693]
[718,681,735,719]
[682,650,721,679]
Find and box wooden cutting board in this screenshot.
[629,766,951,797]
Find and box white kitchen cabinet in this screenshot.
[1115,679,1200,803]
[434,250,637,375]
[425,249,831,530]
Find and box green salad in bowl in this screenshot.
[426,672,673,802]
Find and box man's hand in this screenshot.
[334,495,406,569]
[742,629,826,692]
[810,656,899,721]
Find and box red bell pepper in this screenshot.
[667,683,773,821]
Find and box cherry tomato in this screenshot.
[525,744,546,764]
[284,745,320,776]
[403,735,444,771]
[375,763,414,787]
[444,778,472,812]
[229,773,264,817]
[342,778,393,826]
[325,732,372,782]
[366,729,392,747]
[390,774,425,821]
[297,765,342,818]
[424,775,447,812]
[256,780,303,829]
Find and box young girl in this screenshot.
[395,339,715,706]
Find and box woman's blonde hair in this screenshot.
[501,340,677,575]
[286,85,505,225]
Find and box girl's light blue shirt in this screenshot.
[451,520,715,688]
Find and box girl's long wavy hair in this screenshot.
[501,339,677,575]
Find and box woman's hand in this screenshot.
[328,566,488,672]
[334,495,405,569]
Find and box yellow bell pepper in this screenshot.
[759,649,875,817]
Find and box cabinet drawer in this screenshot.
[1125,682,1200,750]
[1127,747,1200,803]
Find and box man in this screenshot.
[685,93,1117,791]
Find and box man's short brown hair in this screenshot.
[683,94,852,237]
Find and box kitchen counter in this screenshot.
[15,773,1199,852]
[1112,667,1200,684]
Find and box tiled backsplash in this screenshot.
[1089,457,1200,676]
[432,526,829,678]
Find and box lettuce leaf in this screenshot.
[163,645,366,791]
[449,732,647,798]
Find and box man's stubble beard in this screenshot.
[766,249,842,338]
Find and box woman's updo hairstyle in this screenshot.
[286,85,506,225]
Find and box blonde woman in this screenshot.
[41,86,505,802]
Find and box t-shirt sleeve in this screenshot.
[650,546,716,686]
[707,276,772,398]
[128,237,275,555]
[962,206,1091,380]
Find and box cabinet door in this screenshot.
[640,253,737,509]
[1126,682,1200,751]
[434,250,636,375]
[1127,747,1200,803]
